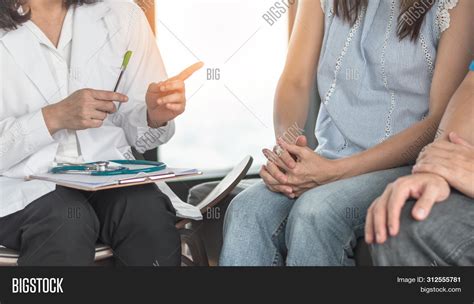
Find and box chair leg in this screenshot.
[179,228,209,267]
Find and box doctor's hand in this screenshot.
[146,62,204,128]
[42,89,128,135]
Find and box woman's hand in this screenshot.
[259,164,295,197]
[260,137,307,198]
[277,138,344,195]
[42,89,128,135]
[365,173,451,245]
[413,132,474,198]
[260,136,344,198]
[146,62,204,128]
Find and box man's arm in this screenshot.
[412,69,474,197]
[434,71,473,144]
[413,66,474,197]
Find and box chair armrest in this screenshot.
[195,156,253,212]
[176,156,253,229]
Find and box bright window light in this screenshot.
[155,0,289,170]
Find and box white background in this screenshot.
[155,0,289,170]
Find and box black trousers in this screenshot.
[0,184,181,266]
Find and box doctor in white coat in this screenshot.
[0,0,201,266]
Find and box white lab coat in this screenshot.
[0,1,175,217]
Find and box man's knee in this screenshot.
[371,201,426,266]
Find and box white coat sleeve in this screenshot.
[0,51,55,173]
[0,110,55,173]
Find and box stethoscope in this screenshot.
[50,160,167,176]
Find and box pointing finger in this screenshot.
[174,62,204,81]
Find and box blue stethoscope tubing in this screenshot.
[50,160,167,176]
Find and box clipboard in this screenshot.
[28,167,202,191]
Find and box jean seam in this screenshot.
[271,249,280,266]
[340,222,365,266]
[443,237,474,264]
[271,217,288,266]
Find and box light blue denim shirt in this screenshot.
[315,0,459,159]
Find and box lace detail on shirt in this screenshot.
[320,0,334,17]
[323,7,366,106]
[419,34,434,75]
[435,0,459,36]
[327,8,334,18]
[337,140,348,153]
[381,0,397,141]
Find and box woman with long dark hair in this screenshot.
[220,0,473,266]
[0,0,201,266]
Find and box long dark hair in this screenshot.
[334,0,435,41]
[0,0,99,31]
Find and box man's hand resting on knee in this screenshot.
[365,132,474,245]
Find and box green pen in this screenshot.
[114,50,133,110]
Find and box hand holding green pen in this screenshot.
[42,52,203,135]
[42,52,130,135]
[42,52,133,135]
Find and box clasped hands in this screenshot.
[260,135,343,198]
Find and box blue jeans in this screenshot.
[371,192,474,266]
[219,166,412,266]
